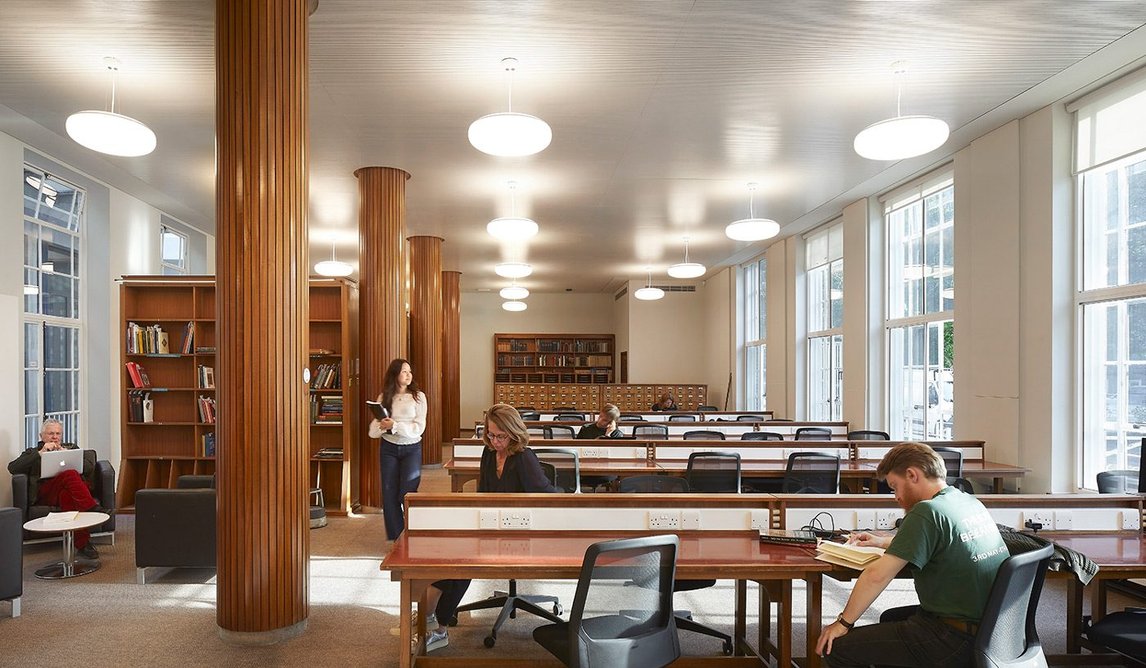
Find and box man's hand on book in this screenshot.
[847,531,892,550]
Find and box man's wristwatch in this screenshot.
[835,614,855,629]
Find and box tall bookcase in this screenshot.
[117,276,359,515]
[494,333,614,384]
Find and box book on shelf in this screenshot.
[814,540,885,570]
[315,447,343,459]
[142,396,154,423]
[127,390,151,422]
[198,364,215,389]
[126,322,170,355]
[310,394,343,424]
[310,362,341,389]
[759,529,819,546]
[125,361,151,388]
[201,431,216,457]
[180,321,195,354]
[198,394,217,424]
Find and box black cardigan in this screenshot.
[478,447,558,493]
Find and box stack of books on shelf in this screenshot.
[125,361,152,388]
[126,322,171,354]
[201,431,216,457]
[197,395,217,424]
[197,365,214,389]
[311,395,343,424]
[310,362,341,389]
[127,390,154,423]
[180,321,195,353]
[814,540,885,570]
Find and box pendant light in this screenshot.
[487,181,539,240]
[314,239,353,277]
[468,58,552,157]
[667,236,706,279]
[500,283,529,300]
[725,183,780,241]
[854,61,949,161]
[494,262,532,278]
[66,57,157,157]
[502,300,527,312]
[634,267,664,301]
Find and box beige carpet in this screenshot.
[2,466,1137,666]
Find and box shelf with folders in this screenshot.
[116,276,359,515]
[493,333,615,384]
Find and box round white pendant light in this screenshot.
[487,182,539,240]
[314,239,353,277]
[725,183,780,241]
[66,58,156,157]
[500,285,530,300]
[667,236,706,279]
[494,262,532,278]
[854,61,949,161]
[468,58,552,157]
[502,300,528,312]
[634,267,664,301]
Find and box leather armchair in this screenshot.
[1,507,21,617]
[134,475,216,584]
[11,453,116,542]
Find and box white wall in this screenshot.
[841,198,872,429]
[701,268,734,409]
[766,239,792,418]
[625,281,707,385]
[613,285,629,379]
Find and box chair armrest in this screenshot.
[94,460,116,533]
[11,476,29,521]
[0,507,21,601]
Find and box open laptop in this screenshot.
[39,448,83,479]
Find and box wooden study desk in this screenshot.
[852,459,1029,493]
[382,530,831,668]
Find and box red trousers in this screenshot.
[38,469,98,547]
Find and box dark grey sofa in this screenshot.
[1,507,21,616]
[134,475,216,584]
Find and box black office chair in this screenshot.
[737,414,767,422]
[534,449,582,493]
[519,410,540,421]
[847,429,889,440]
[544,425,576,439]
[685,452,741,493]
[794,427,832,440]
[972,543,1054,667]
[951,477,975,494]
[1096,470,1139,493]
[741,431,784,441]
[1084,608,1146,663]
[668,414,697,422]
[698,405,718,412]
[617,475,689,493]
[552,406,576,411]
[683,430,725,440]
[533,535,681,668]
[515,406,536,414]
[933,446,964,482]
[782,452,840,494]
[555,413,585,422]
[619,413,645,422]
[633,424,668,439]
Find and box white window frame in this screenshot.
[160,224,189,275]
[805,222,843,421]
[741,256,767,410]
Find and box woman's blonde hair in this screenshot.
[483,403,530,455]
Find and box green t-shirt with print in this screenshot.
[885,486,1008,621]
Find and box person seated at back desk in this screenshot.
[423,403,558,652]
[651,392,678,411]
[576,404,623,439]
[7,418,108,561]
[816,442,1008,667]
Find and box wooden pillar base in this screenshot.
[218,619,308,646]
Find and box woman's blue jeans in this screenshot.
[380,439,422,540]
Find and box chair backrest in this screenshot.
[683,430,725,441]
[783,452,841,494]
[951,477,975,494]
[685,452,741,493]
[632,424,668,439]
[736,414,767,422]
[933,446,964,480]
[515,406,536,413]
[544,424,576,439]
[519,411,540,421]
[794,427,832,440]
[552,406,576,411]
[1096,470,1140,494]
[617,475,690,494]
[527,426,546,438]
[668,414,697,422]
[973,543,1054,668]
[741,431,784,441]
[847,429,890,440]
[566,535,681,668]
[619,413,645,422]
[555,413,585,422]
[697,405,718,412]
[533,448,582,493]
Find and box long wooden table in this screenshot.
[382,530,831,668]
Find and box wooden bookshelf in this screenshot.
[494,383,707,411]
[116,276,359,515]
[494,333,615,384]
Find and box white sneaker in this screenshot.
[426,627,449,652]
[425,613,437,628]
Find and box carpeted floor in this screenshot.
[2,466,1138,666]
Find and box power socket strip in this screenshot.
[648,511,680,530]
[499,510,532,530]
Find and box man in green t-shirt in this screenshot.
[817,442,1008,667]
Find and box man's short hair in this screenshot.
[40,418,63,436]
[602,404,620,421]
[876,442,947,481]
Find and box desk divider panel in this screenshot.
[855,440,986,461]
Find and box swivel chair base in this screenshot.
[453,579,563,648]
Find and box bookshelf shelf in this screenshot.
[493,333,615,385]
[117,276,359,516]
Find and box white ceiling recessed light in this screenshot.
[667,236,706,279]
[502,300,527,312]
[314,239,353,277]
[634,267,664,301]
[468,58,552,157]
[500,285,529,300]
[487,182,539,240]
[494,262,532,278]
[66,57,156,157]
[854,61,949,161]
[725,182,780,242]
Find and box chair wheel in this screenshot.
[484,635,496,648]
[722,640,733,655]
[553,603,563,616]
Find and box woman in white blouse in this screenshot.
[368,358,427,540]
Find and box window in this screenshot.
[742,256,767,410]
[160,224,189,275]
[884,174,954,440]
[22,166,84,449]
[1075,72,1146,488]
[806,223,843,420]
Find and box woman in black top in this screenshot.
[423,404,556,652]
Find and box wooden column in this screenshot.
[215,0,309,642]
[409,236,443,465]
[356,166,409,508]
[441,271,462,445]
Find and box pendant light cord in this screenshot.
[108,61,119,114]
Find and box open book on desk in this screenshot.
[815,540,885,570]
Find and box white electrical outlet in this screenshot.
[1121,510,1141,531]
[581,447,605,459]
[855,510,876,530]
[680,510,701,530]
[1054,510,1073,530]
[876,510,903,530]
[647,511,681,530]
[1022,510,1053,530]
[499,510,532,530]
[633,447,647,459]
[749,510,771,530]
[479,510,499,529]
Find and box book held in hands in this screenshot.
[366,401,389,421]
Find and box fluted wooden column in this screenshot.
[409,236,443,465]
[441,271,461,446]
[356,166,409,508]
[215,0,309,642]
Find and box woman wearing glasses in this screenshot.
[423,403,556,652]
[368,358,427,541]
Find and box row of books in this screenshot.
[310,395,343,424]
[311,362,340,389]
[201,431,216,457]
[198,395,217,424]
[126,322,170,354]
[197,365,215,389]
[125,361,152,388]
[127,390,155,423]
[179,321,195,354]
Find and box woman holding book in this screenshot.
[368,358,427,541]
